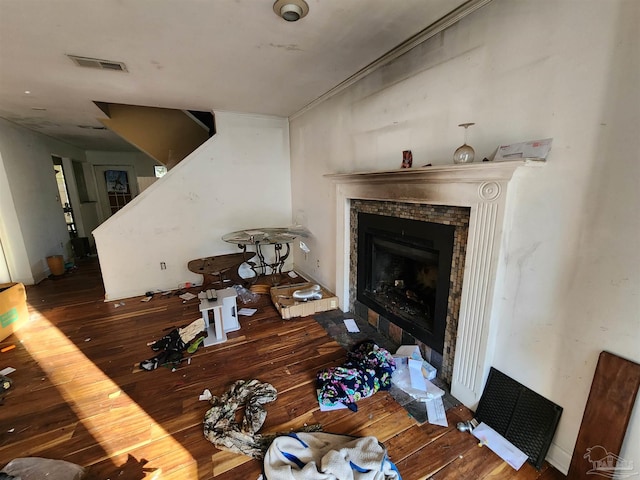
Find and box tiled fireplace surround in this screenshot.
[349,200,470,387]
[327,161,529,408]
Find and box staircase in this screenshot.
[95,102,214,169]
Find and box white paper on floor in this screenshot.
[392,360,444,402]
[317,389,348,411]
[199,389,212,401]
[426,396,448,427]
[343,319,360,333]
[472,422,528,470]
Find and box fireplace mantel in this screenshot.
[326,159,543,408]
[325,159,531,184]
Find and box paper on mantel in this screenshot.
[495,138,552,161]
[472,422,528,470]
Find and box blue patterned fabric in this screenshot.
[316,341,396,411]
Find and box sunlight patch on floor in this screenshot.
[17,309,197,477]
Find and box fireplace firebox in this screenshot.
[356,212,454,354]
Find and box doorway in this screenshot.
[52,156,77,238]
[93,165,139,221]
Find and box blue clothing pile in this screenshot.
[316,340,396,412]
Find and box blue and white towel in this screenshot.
[263,432,402,480]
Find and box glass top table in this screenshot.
[222,226,310,280]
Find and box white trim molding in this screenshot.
[326,160,540,407]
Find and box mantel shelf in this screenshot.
[325,158,544,184]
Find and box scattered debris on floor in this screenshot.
[199,389,212,401]
[1,457,86,480]
[316,340,395,412]
[178,292,196,302]
[139,318,205,371]
[391,345,445,426]
[1,374,11,392]
[203,379,278,458]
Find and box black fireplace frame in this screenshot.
[356,212,454,353]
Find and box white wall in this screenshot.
[289,0,639,474]
[0,118,86,283]
[94,111,293,300]
[85,150,157,177]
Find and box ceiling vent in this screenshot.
[67,55,128,72]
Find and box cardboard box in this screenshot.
[271,282,338,320]
[0,282,29,342]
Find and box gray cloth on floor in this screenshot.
[203,379,278,458]
[263,432,402,480]
[1,457,86,480]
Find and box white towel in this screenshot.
[263,432,401,480]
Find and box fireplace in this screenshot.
[356,212,454,354]
[349,201,469,383]
[327,161,529,407]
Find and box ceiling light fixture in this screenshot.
[273,0,309,22]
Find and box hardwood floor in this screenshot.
[0,258,565,479]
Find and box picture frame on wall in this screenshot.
[104,170,130,194]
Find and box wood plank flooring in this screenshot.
[0,257,565,479]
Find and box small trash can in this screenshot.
[46,255,65,276]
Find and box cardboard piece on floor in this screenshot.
[0,283,29,342]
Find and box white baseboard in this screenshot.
[545,441,571,475]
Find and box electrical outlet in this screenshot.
[160,262,166,270]
[316,259,320,268]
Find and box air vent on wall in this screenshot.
[67,55,128,72]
